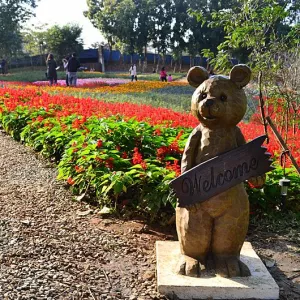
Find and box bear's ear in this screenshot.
[187,66,209,88]
[229,64,251,88]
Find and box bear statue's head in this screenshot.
[187,64,251,128]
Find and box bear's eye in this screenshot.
[201,93,207,100]
[220,94,227,102]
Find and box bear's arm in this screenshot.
[235,127,246,146]
[181,125,202,174]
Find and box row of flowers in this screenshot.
[32,78,131,87]
[0,85,299,215]
[1,80,189,95]
[0,86,299,163]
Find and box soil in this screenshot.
[0,130,299,300]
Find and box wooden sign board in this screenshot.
[170,135,273,207]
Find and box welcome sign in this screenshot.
[170,135,273,207]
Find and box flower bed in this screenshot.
[32,78,130,87]
[1,80,190,95]
[0,85,299,215]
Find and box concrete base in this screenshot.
[156,241,279,299]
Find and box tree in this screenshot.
[22,25,47,57]
[0,0,37,57]
[44,24,84,61]
[151,0,172,70]
[186,0,241,66]
[196,0,300,171]
[198,0,298,72]
[85,0,137,62]
[170,0,189,71]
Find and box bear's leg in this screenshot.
[211,200,250,278]
[176,206,213,277]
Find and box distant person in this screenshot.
[62,56,69,86]
[46,53,57,85]
[129,64,137,81]
[1,59,6,75]
[160,67,167,82]
[167,74,173,82]
[67,52,80,86]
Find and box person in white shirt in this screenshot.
[62,56,69,86]
[129,64,137,81]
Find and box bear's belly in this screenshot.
[198,183,248,219]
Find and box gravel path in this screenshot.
[0,131,164,300]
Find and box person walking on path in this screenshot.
[62,56,70,86]
[67,53,80,86]
[160,67,167,82]
[129,64,137,81]
[1,58,6,75]
[46,54,57,86]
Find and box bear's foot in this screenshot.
[176,255,206,277]
[214,256,251,278]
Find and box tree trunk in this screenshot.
[162,54,166,66]
[108,44,112,64]
[190,55,192,68]
[156,54,160,73]
[143,46,147,73]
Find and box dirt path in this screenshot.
[0,130,299,300]
[0,131,165,300]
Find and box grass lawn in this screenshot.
[0,67,185,82]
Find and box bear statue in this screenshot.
[176,65,265,278]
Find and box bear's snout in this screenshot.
[204,99,214,107]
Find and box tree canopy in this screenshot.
[22,24,84,62]
[84,0,299,70]
[84,0,236,61]
[0,0,37,57]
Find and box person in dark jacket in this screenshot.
[1,59,6,75]
[67,52,80,86]
[46,53,57,85]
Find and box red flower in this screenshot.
[67,177,75,185]
[122,152,128,159]
[105,157,114,169]
[75,165,84,173]
[132,147,143,165]
[36,115,43,122]
[141,160,147,170]
[97,140,103,148]
[166,159,181,177]
[154,129,161,136]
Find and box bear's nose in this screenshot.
[204,99,214,107]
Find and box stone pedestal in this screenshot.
[156,241,279,299]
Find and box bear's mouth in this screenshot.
[202,115,216,120]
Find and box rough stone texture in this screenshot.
[176,65,265,278]
[156,241,279,300]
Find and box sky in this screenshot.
[26,0,105,48]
